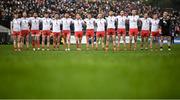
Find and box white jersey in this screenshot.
[61,18,73,30]
[151,19,160,32]
[20,17,30,30]
[84,18,95,29]
[73,19,84,32]
[41,18,52,30]
[29,17,40,30]
[140,18,151,30]
[95,18,106,32]
[128,15,139,29]
[11,18,21,32]
[52,19,61,32]
[116,15,127,29]
[106,16,116,29]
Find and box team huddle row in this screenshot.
[11,10,172,51]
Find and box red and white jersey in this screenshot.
[95,18,106,31]
[140,18,151,30]
[61,18,73,30]
[150,19,160,32]
[20,17,30,30]
[73,19,84,32]
[41,18,52,30]
[84,18,95,29]
[116,15,127,29]
[52,19,61,32]
[11,18,21,32]
[128,15,139,29]
[29,17,40,30]
[106,16,116,29]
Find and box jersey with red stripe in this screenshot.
[116,15,127,29]
[106,16,116,29]
[61,18,73,30]
[95,18,106,32]
[11,18,21,32]
[128,15,139,29]
[84,18,95,29]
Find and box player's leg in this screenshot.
[47,35,50,51]
[167,36,171,51]
[31,32,36,51]
[145,36,149,50]
[112,34,116,51]
[160,36,164,51]
[26,33,29,49]
[53,34,56,49]
[117,33,121,51]
[150,35,154,50]
[101,36,105,50]
[67,33,71,51]
[122,32,126,50]
[140,36,144,50]
[96,36,99,50]
[17,34,21,51]
[62,32,67,51]
[79,36,82,50]
[75,35,79,50]
[42,33,45,51]
[86,35,90,50]
[129,31,132,50]
[105,35,110,51]
[12,34,17,51]
[155,36,159,51]
[91,35,94,49]
[36,33,40,50]
[134,33,138,50]
[57,34,60,49]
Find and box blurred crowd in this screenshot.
[0,0,179,30]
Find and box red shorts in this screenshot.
[129,28,138,36]
[96,31,105,37]
[86,29,94,37]
[53,32,60,37]
[152,31,159,37]
[117,28,126,35]
[21,30,29,36]
[31,30,40,36]
[75,31,83,38]
[42,30,51,36]
[107,28,115,35]
[141,30,150,37]
[62,30,70,37]
[12,31,20,36]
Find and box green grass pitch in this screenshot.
[0,44,180,99]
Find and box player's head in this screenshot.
[163,11,168,18]
[64,13,69,18]
[153,13,158,19]
[44,12,49,18]
[54,13,59,19]
[87,13,92,19]
[14,13,18,19]
[76,14,81,19]
[144,13,148,19]
[22,11,27,17]
[132,10,136,16]
[109,11,114,16]
[98,14,103,19]
[33,12,38,18]
[120,10,124,16]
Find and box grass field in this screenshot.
[0,44,180,99]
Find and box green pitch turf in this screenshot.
[0,44,180,99]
